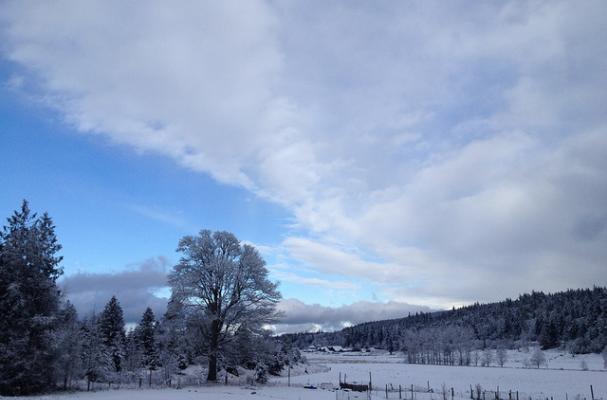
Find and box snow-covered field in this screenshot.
[9,350,606,400]
[275,350,606,399]
[304,349,606,370]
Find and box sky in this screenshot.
[0,1,606,333]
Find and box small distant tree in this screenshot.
[529,348,545,368]
[472,350,480,366]
[169,230,281,382]
[481,349,493,367]
[496,348,507,367]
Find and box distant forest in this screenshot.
[283,287,607,360]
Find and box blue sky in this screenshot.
[1,1,606,331]
[0,75,370,308]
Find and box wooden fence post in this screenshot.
[590,385,594,400]
[386,384,389,398]
[399,384,402,399]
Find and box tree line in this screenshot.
[283,287,607,365]
[0,201,299,395]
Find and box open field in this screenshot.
[275,350,607,399]
[7,350,605,400]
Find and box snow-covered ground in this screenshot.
[276,349,606,399]
[304,349,606,371]
[2,386,336,400]
[10,349,606,400]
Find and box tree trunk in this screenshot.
[207,354,218,381]
[207,319,220,381]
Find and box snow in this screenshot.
[9,350,606,400]
[303,349,606,371]
[0,386,336,400]
[275,350,607,399]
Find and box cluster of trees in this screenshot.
[283,288,607,362]
[0,201,297,395]
[52,294,301,391]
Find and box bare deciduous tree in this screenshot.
[496,348,507,367]
[169,230,281,381]
[529,348,545,368]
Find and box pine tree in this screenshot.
[0,201,63,395]
[139,307,159,386]
[539,320,559,350]
[98,296,126,373]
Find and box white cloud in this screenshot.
[1,0,606,307]
[274,298,433,334]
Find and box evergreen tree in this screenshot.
[55,301,83,389]
[98,296,126,372]
[139,307,159,386]
[0,201,63,395]
[539,320,559,350]
[80,315,111,389]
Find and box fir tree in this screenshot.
[0,201,63,395]
[98,296,126,372]
[539,320,559,350]
[139,307,159,386]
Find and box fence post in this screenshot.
[452,387,455,400]
[590,385,594,400]
[370,372,373,391]
[411,384,414,400]
[399,384,402,399]
[386,384,389,398]
[471,385,474,400]
[428,381,430,392]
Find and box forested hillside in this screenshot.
[283,288,607,359]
